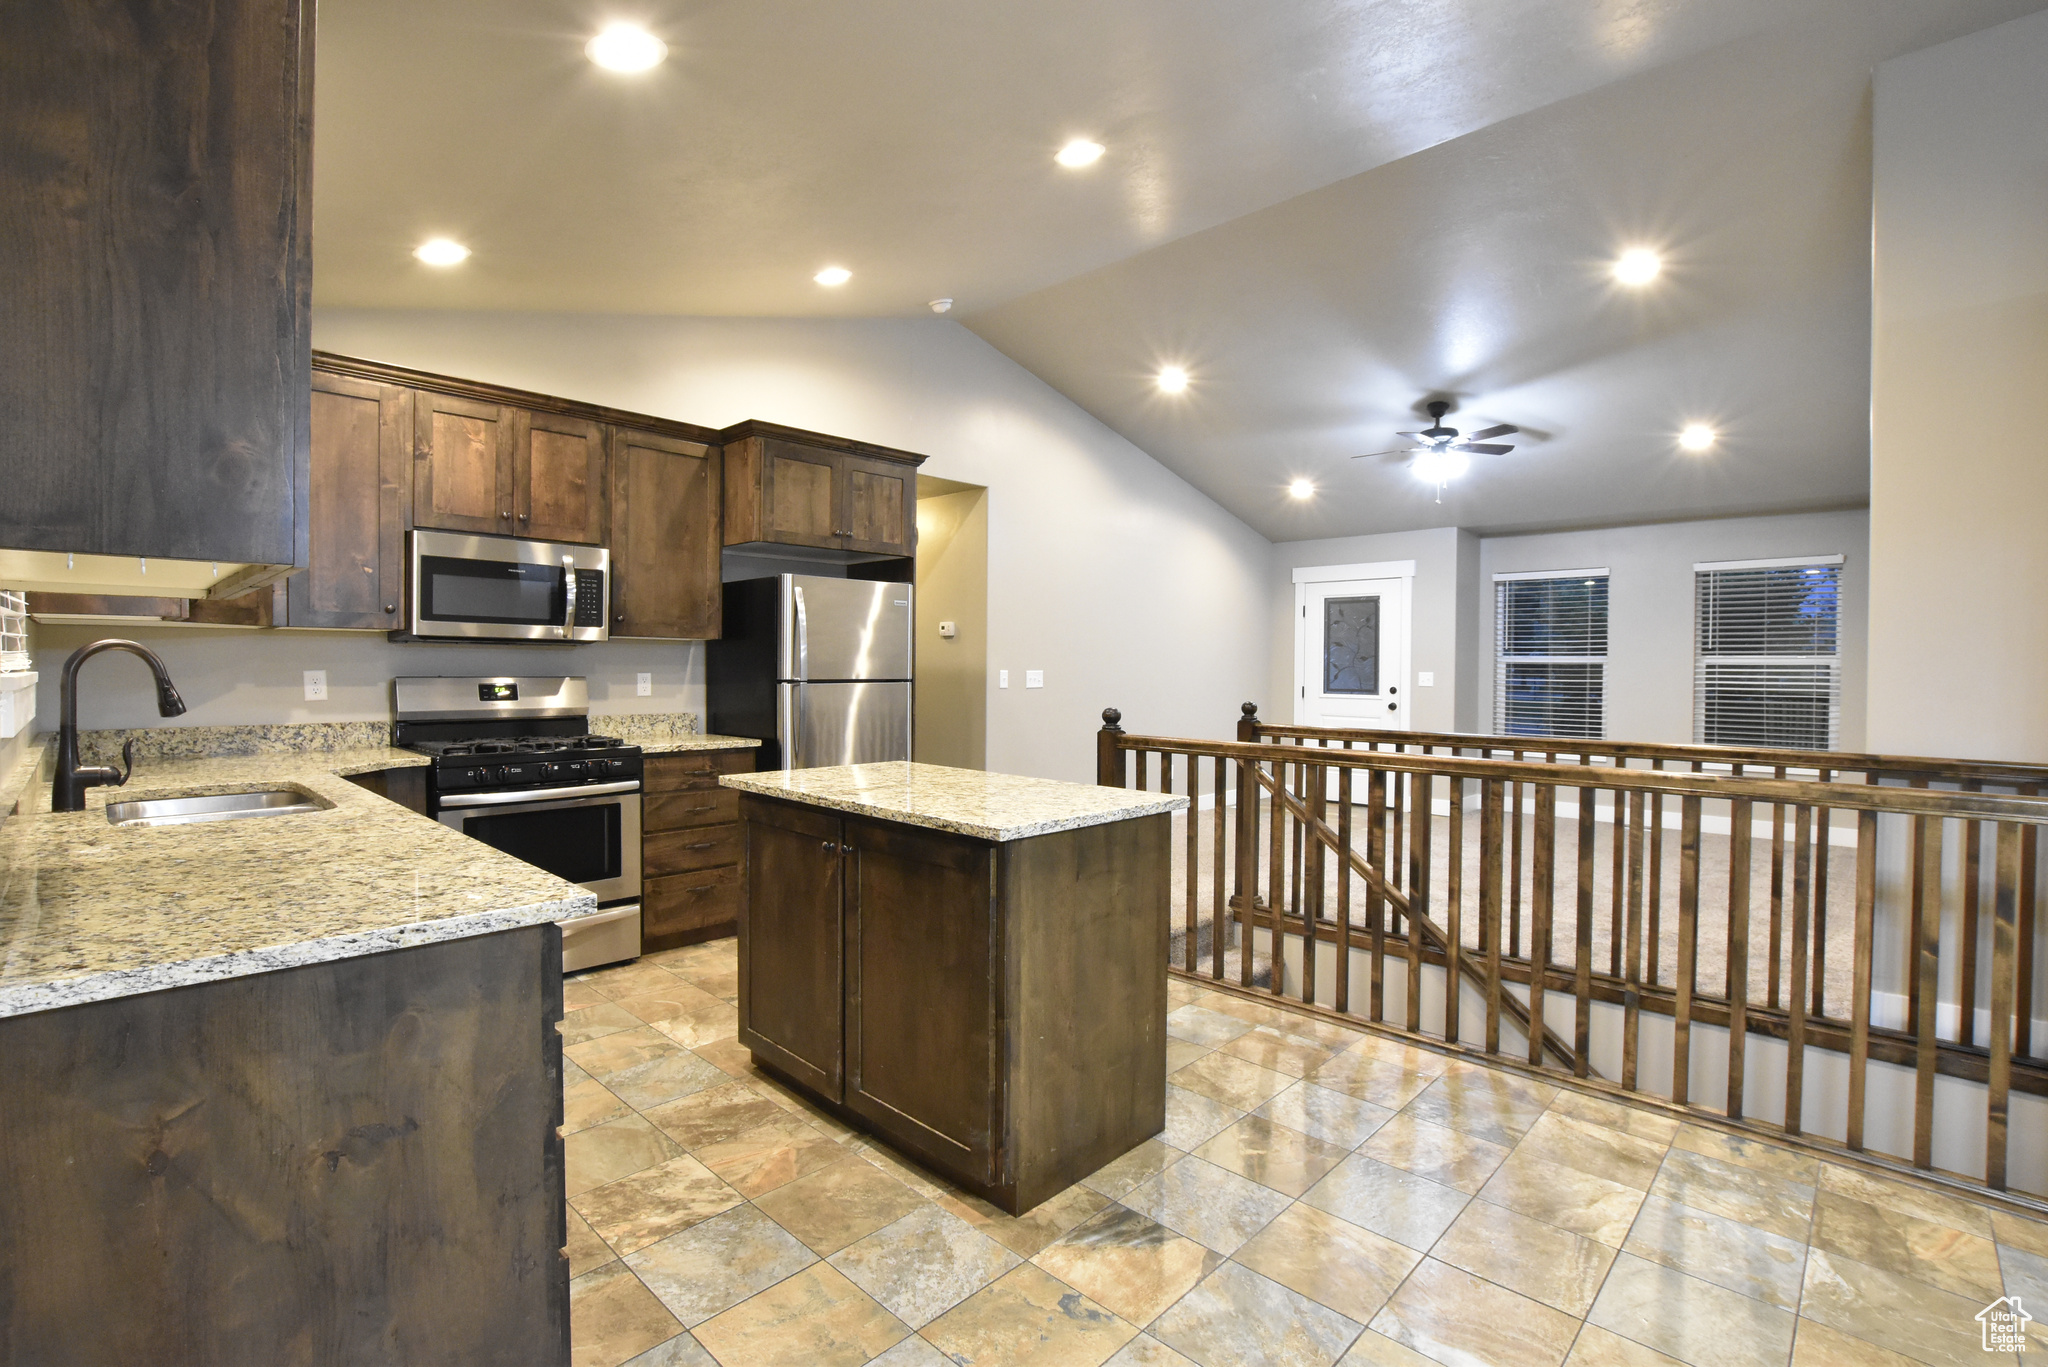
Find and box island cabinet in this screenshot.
[641,749,757,950]
[732,771,1178,1214]
[720,421,925,559]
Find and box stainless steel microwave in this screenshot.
[408,529,610,642]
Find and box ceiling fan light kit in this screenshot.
[1355,398,1519,500]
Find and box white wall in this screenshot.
[1869,9,2048,763]
[37,312,1274,783]
[1480,510,1869,749]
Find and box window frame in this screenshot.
[1692,554,1843,751]
[1493,567,1610,740]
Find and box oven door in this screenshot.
[410,529,609,642]
[436,784,642,904]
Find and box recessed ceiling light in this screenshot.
[1679,423,1717,451]
[413,238,470,267]
[814,266,852,287]
[1156,365,1189,394]
[1056,139,1105,168]
[586,24,667,72]
[1613,248,1662,286]
[1288,479,1315,500]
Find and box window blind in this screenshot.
[1694,560,1840,749]
[1495,572,1608,738]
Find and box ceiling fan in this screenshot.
[1354,400,1519,501]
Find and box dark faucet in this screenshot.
[52,639,188,812]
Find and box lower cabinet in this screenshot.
[640,749,755,951]
[737,793,1169,1213]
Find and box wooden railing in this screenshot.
[1096,704,2048,1203]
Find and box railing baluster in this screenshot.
[1262,758,1283,992]
[1609,773,1626,977]
[1648,774,1665,989]
[1914,812,1944,1169]
[1623,789,1646,1091]
[1989,820,2022,1190]
[1960,792,1983,1048]
[1483,778,1505,1055]
[1785,804,1812,1135]
[1849,810,1878,1152]
[1409,773,1429,1034]
[1674,795,1702,1107]
[1768,772,1786,1010]
[1183,754,1200,975]
[1336,767,1354,1015]
[1510,764,1525,961]
[1727,797,1752,1119]
[1575,783,1596,1077]
[1529,784,1556,1068]
[1368,768,1387,1023]
[1813,771,1833,1020]
[2018,787,2038,1059]
[1212,755,1228,981]
[1445,776,1464,1045]
[1303,759,1323,1005]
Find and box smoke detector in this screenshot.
[928,298,954,314]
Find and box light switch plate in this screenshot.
[636,672,652,697]
[998,670,1009,688]
[1025,670,1044,689]
[303,670,327,701]
[1418,671,1435,687]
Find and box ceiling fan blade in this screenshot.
[1464,423,1518,441]
[1351,448,1417,460]
[1454,442,1515,455]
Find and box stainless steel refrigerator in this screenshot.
[708,574,912,769]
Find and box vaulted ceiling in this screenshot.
[312,0,2048,538]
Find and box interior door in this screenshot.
[1297,576,1409,731]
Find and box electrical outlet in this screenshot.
[636,672,652,697]
[937,620,957,639]
[1025,670,1044,689]
[1418,672,1435,687]
[303,670,327,701]
[998,670,1009,689]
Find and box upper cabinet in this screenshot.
[721,423,926,559]
[610,431,722,640]
[289,371,410,630]
[0,0,312,576]
[412,396,606,545]
[516,413,607,545]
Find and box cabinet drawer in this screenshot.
[646,788,740,832]
[645,822,741,875]
[644,750,755,792]
[643,865,739,946]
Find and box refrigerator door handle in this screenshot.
[792,584,809,680]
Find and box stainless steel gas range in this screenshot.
[394,675,642,971]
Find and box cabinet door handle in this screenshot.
[820,839,835,852]
[385,604,397,614]
[677,840,720,851]
[519,513,530,523]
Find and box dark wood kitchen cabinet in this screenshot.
[640,749,757,951]
[0,0,312,578]
[720,422,925,558]
[412,390,515,536]
[609,431,722,639]
[288,370,411,629]
[513,411,607,545]
[737,793,1169,1213]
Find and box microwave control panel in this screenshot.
[573,571,606,628]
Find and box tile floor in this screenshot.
[562,938,2048,1367]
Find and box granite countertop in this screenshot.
[637,735,761,755]
[722,761,1188,842]
[0,743,590,1019]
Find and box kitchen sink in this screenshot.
[105,789,333,827]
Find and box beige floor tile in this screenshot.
[1166,1004,1258,1046]
[564,979,611,1010]
[603,1049,731,1112]
[829,1203,1022,1328]
[565,1056,595,1089]
[1671,1124,1820,1186]
[1257,1080,1397,1149]
[1305,1047,1442,1111]
[1122,1155,1294,1255]
[1815,1163,1995,1238]
[921,1264,1139,1367]
[1587,1252,1797,1367]
[1477,1150,1647,1246]
[753,1155,928,1255]
[1369,1257,1581,1367]
[1797,1248,2005,1367]
[641,1080,786,1150]
[567,1208,615,1277]
[1193,1115,1351,1197]
[566,1077,634,1134]
[941,1182,1113,1259]
[867,1336,952,1366]
[1788,1318,1922,1367]
[1515,1110,1670,1192]
[625,1204,817,1327]
[1301,1153,1471,1251]
[1031,1203,1224,1327]
[1999,1243,2048,1345]
[748,1074,861,1141]
[620,1332,717,1365]
[1359,1112,1511,1193]
[694,1116,846,1198]
[1081,1139,1188,1201]
[1563,1324,1688,1366]
[1159,1083,1244,1151]
[562,1003,645,1046]
[1234,1202,1421,1324]
[1194,992,1361,1045]
[1399,1069,1551,1146]
[1808,1188,2002,1301]
[583,961,688,1000]
[675,962,739,1000]
[569,1026,687,1082]
[1547,1090,1681,1145]
[1165,1039,1212,1073]
[1622,1193,1807,1310]
[691,1263,910,1367]
[857,1141,961,1204]
[1336,1329,1439,1366]
[572,1154,745,1256]
[1165,979,1207,1009]
[1105,1333,1202,1366]
[570,1261,685,1367]
[1993,1209,2048,1258]
[1433,1199,1617,1316]
[1170,1050,1297,1110]
[614,979,732,1029]
[566,1115,687,1197]
[648,1003,741,1050]
[1651,1147,1815,1242]
[688,1035,757,1079]
[1219,1024,1347,1078]
[1151,1261,1363,1366]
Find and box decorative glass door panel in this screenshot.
[1323,596,1380,694]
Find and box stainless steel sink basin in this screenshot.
[105,789,333,827]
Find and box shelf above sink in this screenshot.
[105,789,333,827]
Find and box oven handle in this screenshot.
[438,779,642,809]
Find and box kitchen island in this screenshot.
[0,737,586,1364]
[722,761,1188,1213]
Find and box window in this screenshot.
[1694,556,1841,749]
[1495,570,1608,738]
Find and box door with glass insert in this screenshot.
[1296,575,1409,732]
